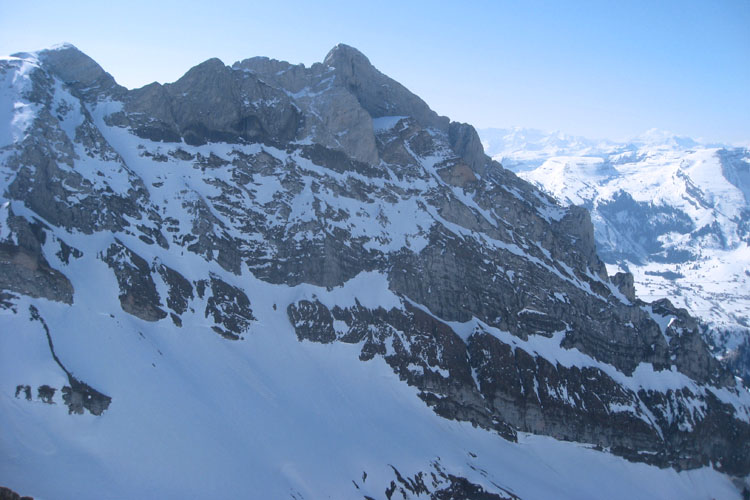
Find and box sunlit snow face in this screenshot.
[479,127,750,347]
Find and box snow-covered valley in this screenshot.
[480,127,750,380]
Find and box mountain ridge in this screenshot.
[1,44,749,499]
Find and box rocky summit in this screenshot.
[0,43,749,499]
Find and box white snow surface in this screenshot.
[479,127,750,351]
[372,115,408,132]
[0,57,39,148]
[0,261,743,500]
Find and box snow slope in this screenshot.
[0,252,741,500]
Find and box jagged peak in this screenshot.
[193,57,227,70]
[232,55,303,76]
[43,42,80,53]
[179,57,231,79]
[11,42,115,91]
[323,43,372,69]
[234,55,278,69]
[10,41,81,60]
[319,43,451,136]
[169,57,232,90]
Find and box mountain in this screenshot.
[478,127,619,172]
[479,127,750,381]
[1,44,749,499]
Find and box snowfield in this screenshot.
[0,274,742,500]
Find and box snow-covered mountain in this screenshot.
[479,127,618,172]
[1,45,749,499]
[480,127,750,380]
[480,127,730,170]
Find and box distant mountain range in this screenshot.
[480,127,750,380]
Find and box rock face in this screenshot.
[0,211,73,303]
[104,239,168,322]
[0,485,34,500]
[1,43,749,497]
[369,460,520,500]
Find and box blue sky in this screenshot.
[1,0,748,143]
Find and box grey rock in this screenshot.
[112,57,303,147]
[323,44,449,133]
[104,240,167,322]
[448,121,490,176]
[166,58,301,146]
[0,485,34,500]
[372,460,519,500]
[197,274,255,340]
[156,262,193,317]
[2,59,149,236]
[288,300,337,344]
[650,298,731,386]
[0,213,73,304]
[612,271,636,301]
[557,204,608,280]
[37,385,55,404]
[62,380,112,416]
[19,43,125,101]
[14,385,31,400]
[288,298,750,474]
